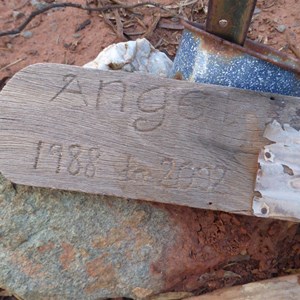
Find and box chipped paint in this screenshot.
[172,20,300,97]
[253,120,300,221]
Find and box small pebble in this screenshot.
[276,24,286,33]
[12,11,25,20]
[21,31,33,39]
[73,33,81,39]
[253,7,261,15]
[26,49,39,56]
[30,0,48,10]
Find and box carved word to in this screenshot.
[124,155,227,191]
[33,141,101,178]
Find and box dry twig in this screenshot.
[158,19,184,30]
[15,0,30,11]
[143,13,161,39]
[0,1,164,37]
[114,10,126,41]
[286,32,300,59]
[0,57,26,72]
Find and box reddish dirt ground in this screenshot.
[0,0,300,299]
[1,0,299,81]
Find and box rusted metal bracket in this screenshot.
[206,0,257,45]
[172,20,300,96]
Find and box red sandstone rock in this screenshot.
[0,175,299,299]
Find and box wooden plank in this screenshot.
[0,63,300,218]
[186,274,300,300]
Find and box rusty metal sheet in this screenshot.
[206,0,257,45]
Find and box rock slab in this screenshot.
[0,173,299,299]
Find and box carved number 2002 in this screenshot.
[33,141,101,178]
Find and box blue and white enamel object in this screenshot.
[172,21,300,97]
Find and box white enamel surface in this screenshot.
[254,120,300,221]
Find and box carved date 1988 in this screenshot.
[33,141,227,191]
[33,141,101,178]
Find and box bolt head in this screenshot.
[219,19,228,28]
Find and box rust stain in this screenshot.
[92,236,109,248]
[78,247,90,258]
[132,287,154,298]
[92,229,128,249]
[150,204,254,292]
[92,236,107,248]
[93,210,152,251]
[11,251,44,278]
[206,0,257,45]
[124,209,148,228]
[149,206,223,291]
[134,234,154,251]
[59,242,76,270]
[201,35,242,59]
[173,72,183,80]
[150,262,163,276]
[37,241,55,253]
[190,25,245,60]
[85,272,116,294]
[85,254,116,293]
[86,254,108,277]
[182,19,300,75]
[123,210,155,251]
[22,262,43,278]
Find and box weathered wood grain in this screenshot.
[0,63,300,218]
[186,274,300,300]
